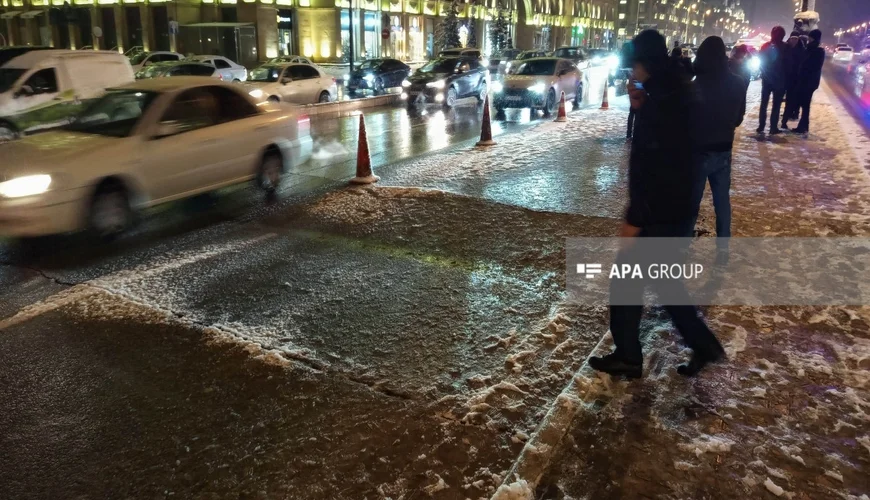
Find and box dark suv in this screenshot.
[346,58,411,96]
[402,56,488,108]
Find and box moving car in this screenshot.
[186,55,248,82]
[268,54,313,65]
[0,46,53,67]
[439,48,483,59]
[401,56,488,108]
[491,57,583,116]
[488,48,522,76]
[834,46,855,63]
[553,46,589,67]
[0,78,313,239]
[0,49,134,142]
[135,61,220,79]
[129,51,185,71]
[346,58,411,95]
[245,63,337,104]
[505,50,548,74]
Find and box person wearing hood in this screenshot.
[690,36,747,241]
[757,26,788,135]
[589,30,724,379]
[792,29,825,135]
[781,31,807,128]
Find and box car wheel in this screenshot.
[444,87,458,108]
[318,91,331,103]
[573,82,583,109]
[268,95,280,103]
[543,88,556,116]
[88,181,133,241]
[258,151,284,200]
[233,78,241,83]
[0,122,19,144]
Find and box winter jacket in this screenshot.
[783,43,806,88]
[759,40,788,90]
[626,67,697,227]
[728,58,751,89]
[797,41,825,93]
[690,66,747,152]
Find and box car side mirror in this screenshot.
[152,121,182,139]
[280,76,292,85]
[14,85,34,98]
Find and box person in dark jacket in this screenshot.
[589,30,724,379]
[781,32,806,128]
[690,36,747,240]
[757,26,788,135]
[671,47,694,82]
[792,29,825,134]
[728,44,752,88]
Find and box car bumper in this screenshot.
[492,89,546,109]
[0,188,89,237]
[279,135,314,172]
[401,86,447,104]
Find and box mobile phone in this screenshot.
[633,82,644,90]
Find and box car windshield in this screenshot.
[516,60,557,76]
[838,48,853,52]
[66,90,158,137]
[136,64,170,79]
[517,52,539,60]
[0,67,26,93]
[250,65,282,82]
[555,48,584,59]
[358,60,381,70]
[419,58,457,73]
[129,52,150,65]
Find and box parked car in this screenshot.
[492,57,583,116]
[439,48,482,59]
[505,50,549,74]
[488,48,522,76]
[346,58,411,95]
[268,54,313,65]
[0,78,313,239]
[834,46,855,63]
[553,46,589,67]
[0,46,53,68]
[129,51,185,71]
[402,56,488,109]
[0,49,134,143]
[135,61,220,80]
[186,55,248,81]
[245,63,337,104]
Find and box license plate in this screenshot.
[409,91,421,96]
[505,96,522,101]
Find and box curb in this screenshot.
[300,94,401,116]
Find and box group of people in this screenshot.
[591,28,803,379]
[755,26,826,135]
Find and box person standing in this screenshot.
[792,29,825,135]
[781,32,806,128]
[589,30,724,379]
[757,26,788,135]
[690,36,747,241]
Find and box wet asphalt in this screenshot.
[0,69,622,499]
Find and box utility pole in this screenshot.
[348,0,354,68]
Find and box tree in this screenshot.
[436,1,462,52]
[489,2,511,53]
[467,19,477,48]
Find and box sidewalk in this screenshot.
[529,80,870,499]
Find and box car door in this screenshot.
[8,67,74,133]
[277,65,309,103]
[456,60,473,97]
[213,58,234,81]
[556,60,577,98]
[293,65,323,103]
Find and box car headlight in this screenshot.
[426,79,446,89]
[363,74,375,82]
[248,88,264,99]
[529,83,546,94]
[0,174,52,198]
[749,56,761,71]
[481,58,490,67]
[491,81,504,93]
[607,55,620,70]
[402,79,412,88]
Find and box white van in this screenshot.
[0,50,134,141]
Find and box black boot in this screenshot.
[677,344,726,377]
[589,353,642,379]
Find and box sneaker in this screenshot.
[755,127,764,135]
[769,128,782,135]
[791,128,808,134]
[677,344,726,377]
[589,353,643,379]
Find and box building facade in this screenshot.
[616,0,748,47]
[0,0,618,64]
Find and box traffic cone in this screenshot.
[476,93,496,147]
[600,83,610,110]
[554,91,568,122]
[350,113,379,184]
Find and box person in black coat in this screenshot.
[781,31,806,128]
[588,30,724,379]
[792,29,825,134]
[757,26,788,135]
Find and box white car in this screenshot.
[186,55,248,82]
[268,55,313,65]
[246,63,337,104]
[129,51,185,72]
[0,77,313,239]
[135,61,220,79]
[492,57,584,115]
[834,46,854,63]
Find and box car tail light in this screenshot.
[218,74,224,80]
[297,114,311,135]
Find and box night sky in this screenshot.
[742,0,870,41]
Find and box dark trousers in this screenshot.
[782,84,800,124]
[796,89,816,132]
[608,220,720,365]
[758,81,785,132]
[627,108,636,138]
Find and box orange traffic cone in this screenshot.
[350,113,379,184]
[554,91,568,122]
[476,93,496,147]
[600,84,610,110]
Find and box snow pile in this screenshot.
[491,478,533,500]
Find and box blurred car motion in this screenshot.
[504,50,548,74]
[487,48,521,77]
[267,54,314,65]
[0,49,134,143]
[0,78,313,239]
[834,46,855,63]
[245,63,337,104]
[129,51,185,71]
[491,57,583,116]
[135,61,220,80]
[402,56,489,108]
[553,46,589,68]
[346,58,411,96]
[186,55,248,82]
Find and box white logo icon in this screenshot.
[576,263,602,279]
